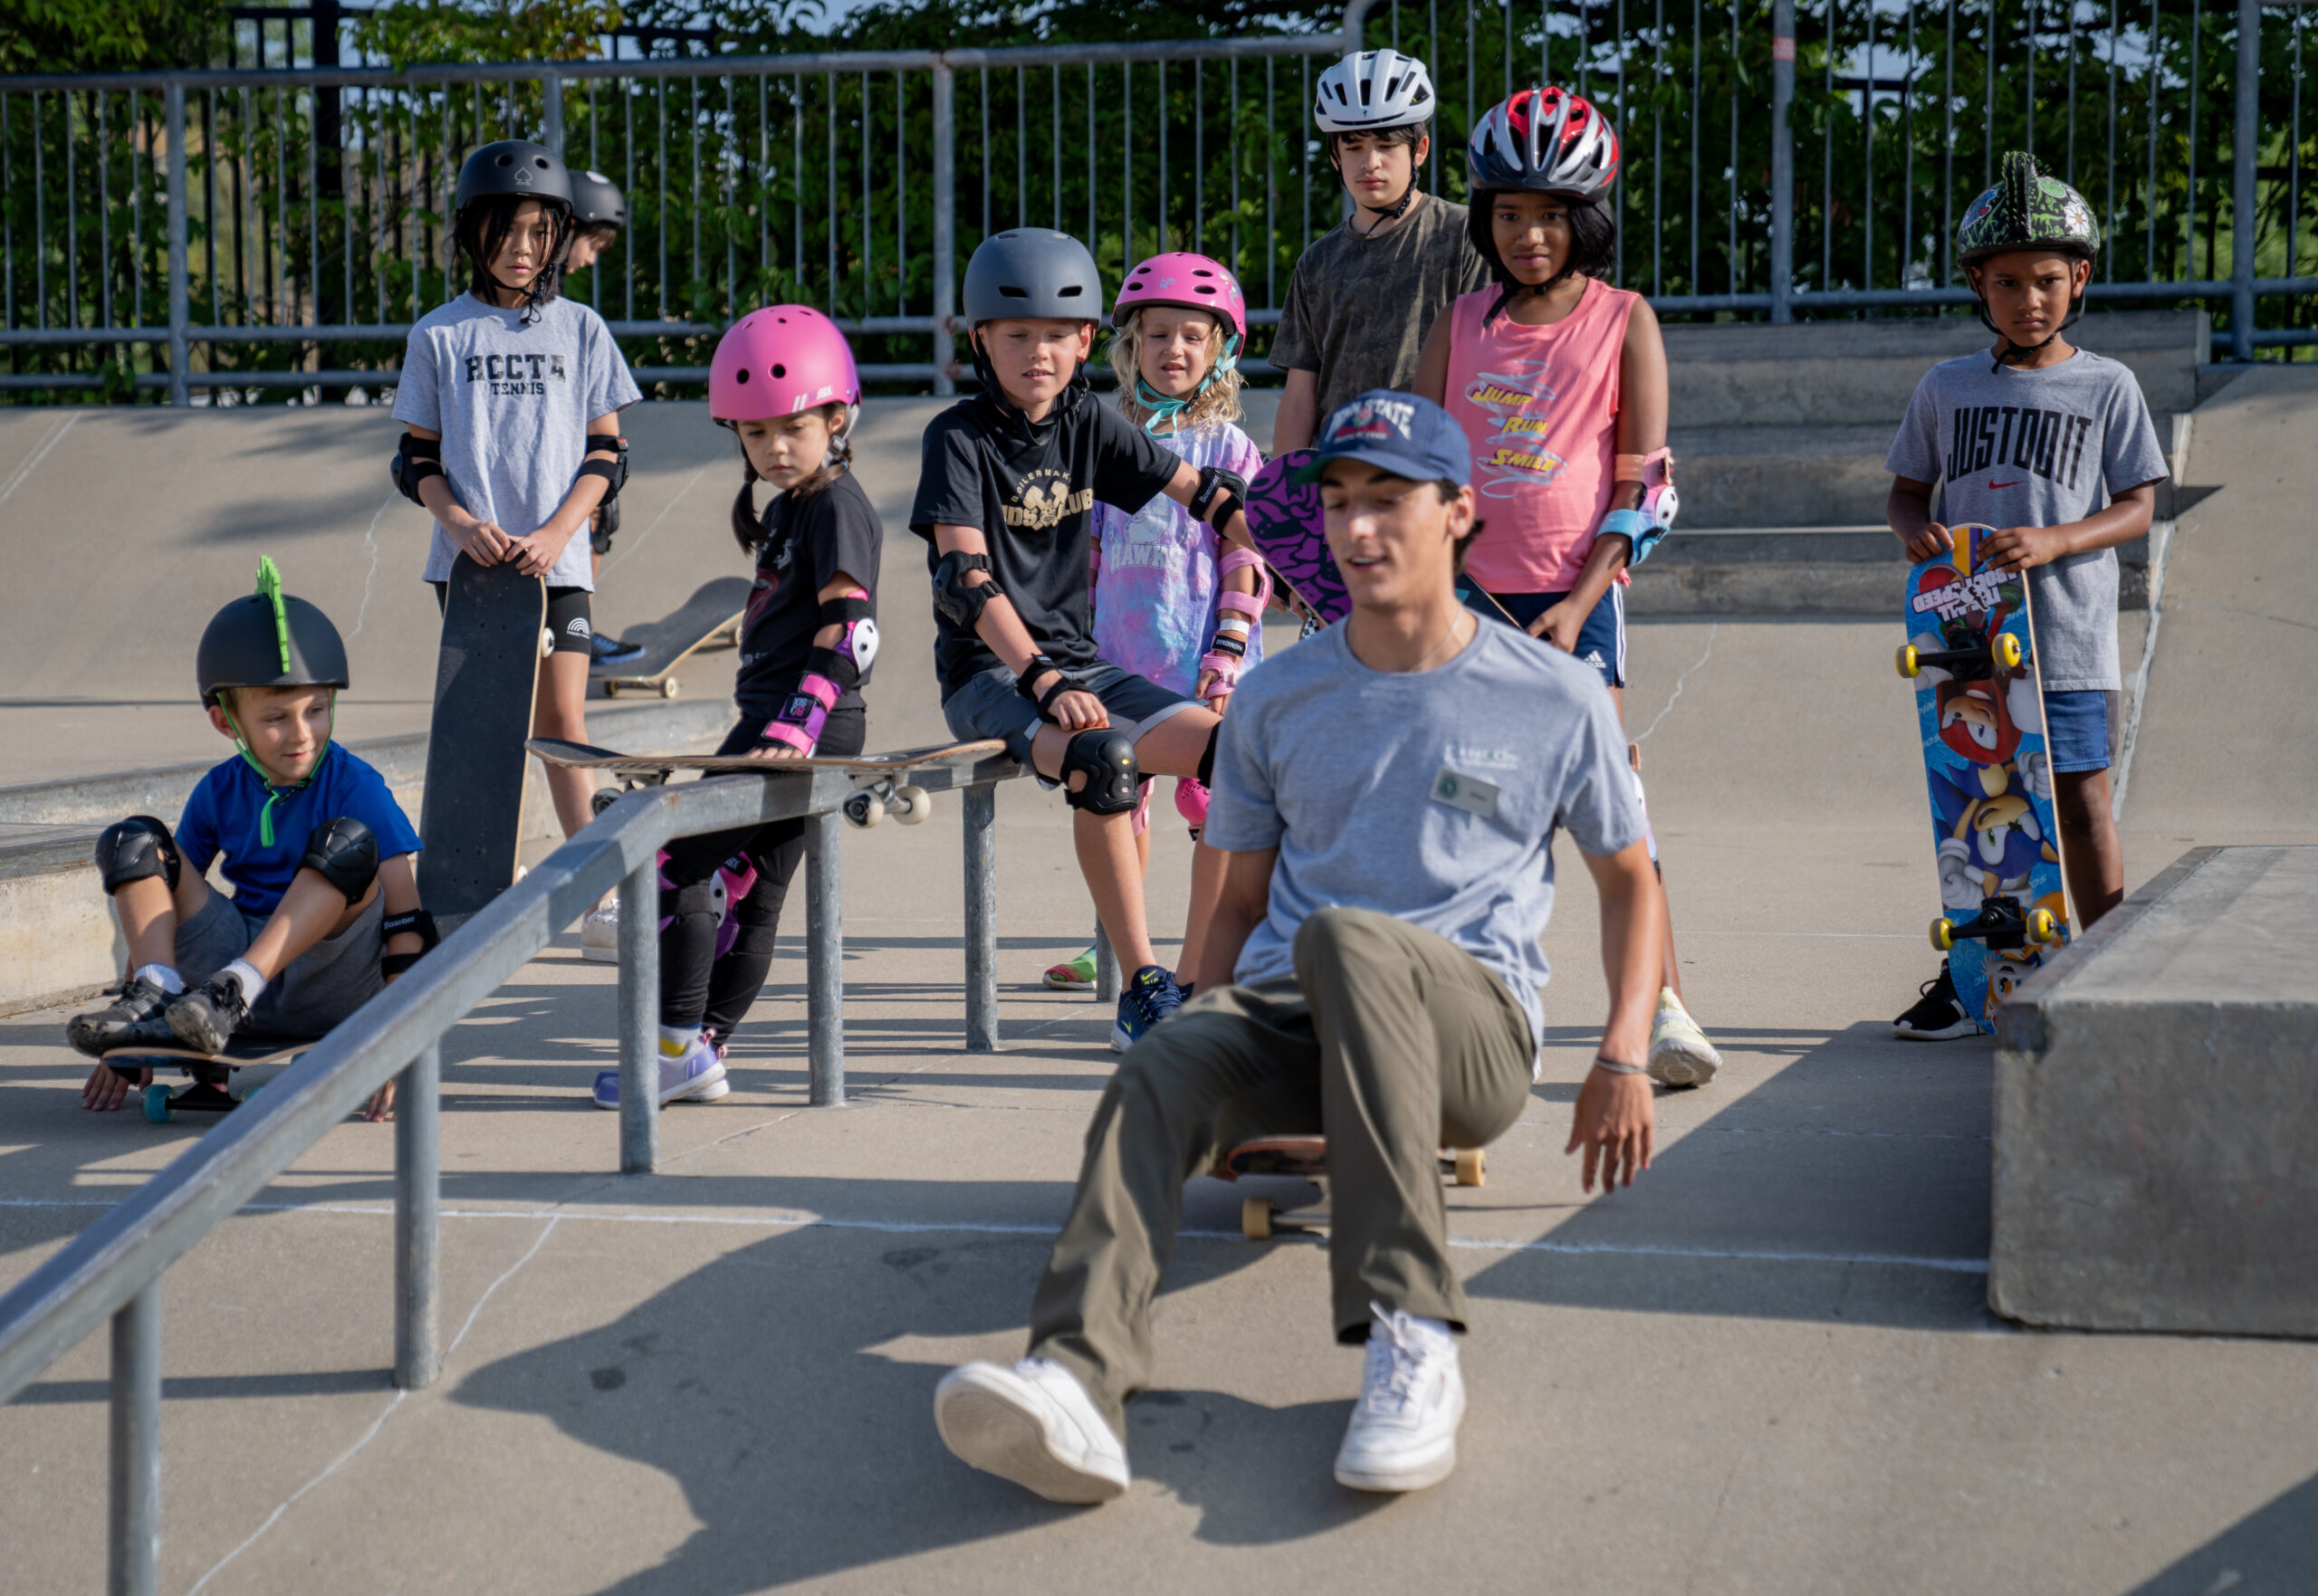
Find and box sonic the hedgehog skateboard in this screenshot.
[530,737,1007,829]
[101,1036,305,1123]
[1898,523,2074,1033]
[593,576,752,700]
[1212,1134,1487,1240]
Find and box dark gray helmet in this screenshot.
[196,557,350,707]
[454,139,573,216]
[963,229,1104,324]
[569,168,627,231]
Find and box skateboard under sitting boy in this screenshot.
[912,227,1261,1053]
[67,560,431,1122]
[1884,151,2167,1039]
[934,392,1663,1500]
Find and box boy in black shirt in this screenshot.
[914,228,1257,1052]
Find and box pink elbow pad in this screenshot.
[1219,547,1272,607]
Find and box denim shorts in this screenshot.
[2043,689,2120,774]
[942,660,1200,765]
[175,888,385,1040]
[1458,582,1627,689]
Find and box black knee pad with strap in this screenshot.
[300,817,380,904]
[1061,730,1140,816]
[95,815,181,895]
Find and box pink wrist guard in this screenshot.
[762,671,839,754]
[1219,547,1273,607]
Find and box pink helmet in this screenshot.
[1112,253,1247,345]
[710,304,860,422]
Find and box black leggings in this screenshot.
[657,707,866,1034]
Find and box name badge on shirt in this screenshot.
[1431,768,1499,819]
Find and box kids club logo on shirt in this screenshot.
[1002,467,1095,531]
[1463,359,1567,499]
[1942,405,2097,492]
[465,352,569,397]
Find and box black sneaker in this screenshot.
[590,632,647,668]
[166,976,252,1056]
[66,975,176,1057]
[1893,960,1978,1040]
[1110,965,1184,1054]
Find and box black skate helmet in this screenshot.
[569,167,627,233]
[196,557,350,709]
[453,139,575,322]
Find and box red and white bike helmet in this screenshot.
[709,304,860,423]
[1468,85,1620,200]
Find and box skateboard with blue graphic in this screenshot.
[1897,524,2074,1033]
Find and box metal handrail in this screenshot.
[0,748,1020,1592]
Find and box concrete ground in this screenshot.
[5,373,2317,1592]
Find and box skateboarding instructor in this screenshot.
[934,392,1664,1500]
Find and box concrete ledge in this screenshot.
[1991,846,2318,1337]
[1627,527,2151,616]
[0,697,736,1015]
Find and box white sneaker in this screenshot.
[1648,988,1722,1088]
[590,1035,726,1110]
[580,901,620,965]
[1333,1305,1465,1494]
[934,1357,1129,1505]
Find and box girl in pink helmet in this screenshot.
[589,305,883,1112]
[1042,253,1269,996]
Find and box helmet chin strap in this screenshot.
[1972,283,2085,375]
[1134,333,1241,435]
[1353,180,1418,234]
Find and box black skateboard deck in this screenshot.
[101,1035,308,1123]
[1211,1135,1486,1238]
[419,555,546,927]
[594,576,753,699]
[528,736,1006,780]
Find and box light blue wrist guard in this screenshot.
[1598,507,1664,566]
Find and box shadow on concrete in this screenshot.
[2122,1470,2318,1594]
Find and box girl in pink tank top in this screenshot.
[1418,84,1722,1091]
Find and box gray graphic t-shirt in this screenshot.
[1269,191,1492,425]
[393,293,642,591]
[1204,620,1646,1058]
[1885,348,2168,692]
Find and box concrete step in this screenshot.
[1630,525,2155,616]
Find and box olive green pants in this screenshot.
[1028,906,1536,1434]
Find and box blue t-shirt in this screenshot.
[177,746,421,917]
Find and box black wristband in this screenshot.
[1207,632,1247,660]
[1014,655,1060,703]
[1035,672,1083,721]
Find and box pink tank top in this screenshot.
[1443,276,1637,595]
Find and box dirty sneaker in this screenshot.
[1647,988,1722,1088]
[591,1032,727,1109]
[1110,964,1183,1054]
[66,975,177,1057]
[165,976,252,1056]
[1043,946,1098,992]
[580,900,620,965]
[934,1357,1129,1505]
[1334,1305,1465,1494]
[1893,959,1977,1040]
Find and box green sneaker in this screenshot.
[1043,947,1098,993]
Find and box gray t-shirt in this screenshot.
[393,293,642,591]
[1269,191,1493,425]
[1885,348,2168,693]
[1204,619,1646,1053]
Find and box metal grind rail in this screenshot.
[0,748,1020,1595]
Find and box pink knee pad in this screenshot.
[1174,778,1211,828]
[712,855,759,960]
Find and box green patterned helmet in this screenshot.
[1956,151,2102,269]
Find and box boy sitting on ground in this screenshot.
[67,559,430,1121]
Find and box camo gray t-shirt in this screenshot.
[1885,348,2168,692]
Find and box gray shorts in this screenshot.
[942,661,1201,766]
[175,889,387,1041]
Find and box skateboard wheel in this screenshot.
[2026,906,2059,944]
[1895,644,1921,679]
[892,785,933,826]
[1992,633,2023,669]
[540,626,556,659]
[659,678,681,700]
[603,682,623,699]
[1930,918,1956,951]
[843,791,882,829]
[590,788,620,817]
[141,1084,172,1124]
[1241,1197,1274,1240]
[1453,1148,1487,1188]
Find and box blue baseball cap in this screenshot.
[1293,389,1471,487]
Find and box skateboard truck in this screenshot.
[1896,627,2024,681]
[1930,894,2061,953]
[842,779,932,829]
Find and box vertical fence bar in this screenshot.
[1772,0,1796,319]
[2230,0,2257,358]
[393,1041,440,1391]
[617,855,659,1173]
[543,69,564,157]
[933,63,956,393]
[1094,922,1121,1004]
[805,809,845,1106]
[165,83,187,406]
[108,1283,160,1596]
[963,781,1000,1053]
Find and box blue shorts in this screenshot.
[942,660,1201,766]
[1458,582,1627,689]
[2043,689,2119,774]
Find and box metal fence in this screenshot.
[0,0,2311,400]
[0,750,1020,1595]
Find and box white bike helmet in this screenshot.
[1313,49,1437,134]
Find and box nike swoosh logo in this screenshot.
[1988,480,2023,490]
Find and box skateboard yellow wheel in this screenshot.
[1241,1197,1274,1240]
[893,786,933,826]
[1895,644,1921,679]
[1930,918,1956,951]
[1454,1148,1487,1188]
[1993,633,2023,669]
[658,678,681,700]
[2026,906,2059,944]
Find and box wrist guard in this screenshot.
[1188,465,1248,530]
[392,433,444,506]
[764,661,843,754]
[380,906,440,979]
[933,551,1002,630]
[1014,655,1061,703]
[1218,547,1273,608]
[1597,507,1664,568]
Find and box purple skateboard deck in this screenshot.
[1242,450,1348,626]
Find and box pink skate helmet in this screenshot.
[1112,253,1247,348]
[710,304,861,423]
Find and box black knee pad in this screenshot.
[95,816,181,895]
[300,817,379,905]
[726,920,781,958]
[658,879,722,921]
[1196,723,1220,787]
[1061,730,1140,816]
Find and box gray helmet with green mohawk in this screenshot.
[1957,150,2102,269]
